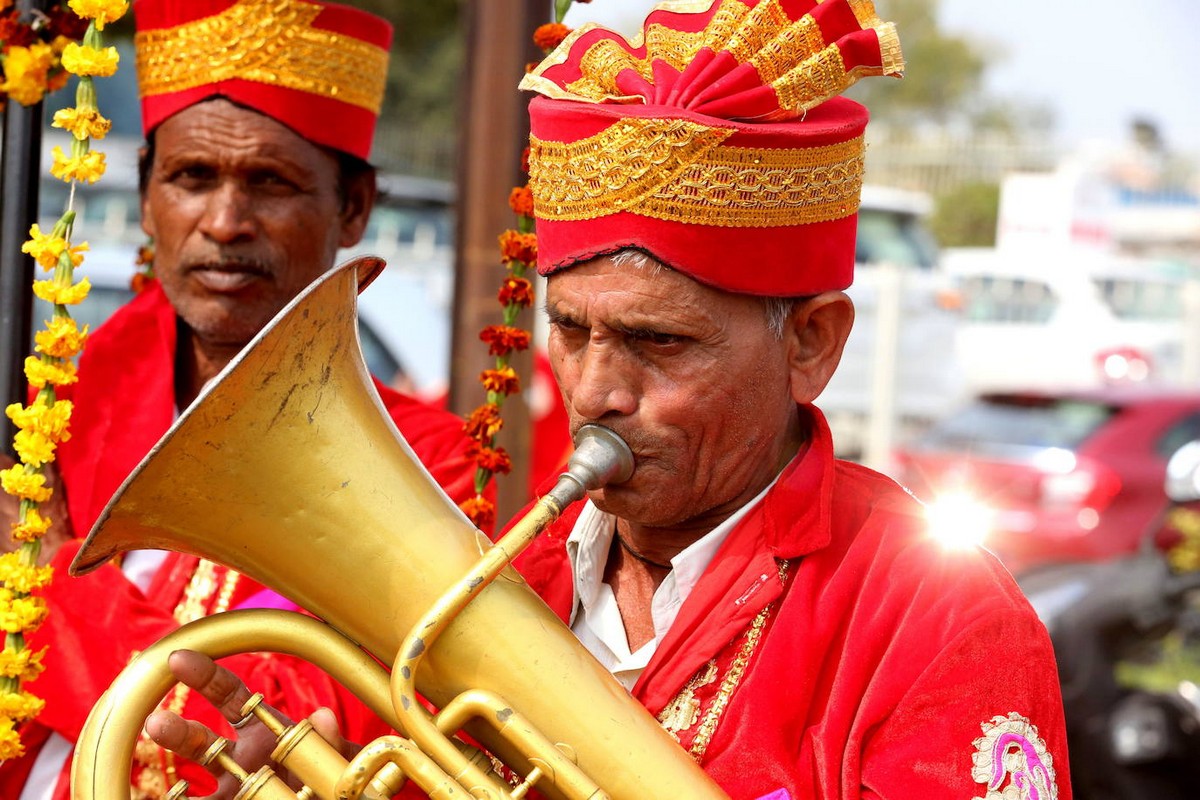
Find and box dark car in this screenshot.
[891,389,1200,575]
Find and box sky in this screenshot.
[563,0,1200,158]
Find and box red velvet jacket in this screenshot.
[511,408,1072,800]
[2,283,484,800]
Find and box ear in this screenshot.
[337,169,377,248]
[783,291,855,405]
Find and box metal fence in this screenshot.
[864,128,1063,195]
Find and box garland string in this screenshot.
[0,0,129,760]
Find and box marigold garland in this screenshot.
[0,0,128,760]
[0,1,91,109]
[458,7,579,529]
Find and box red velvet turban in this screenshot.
[133,0,392,160]
[521,0,904,296]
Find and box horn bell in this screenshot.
[71,257,726,799]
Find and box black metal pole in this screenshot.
[0,0,50,458]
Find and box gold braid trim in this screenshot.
[659,560,791,761]
[135,0,388,114]
[530,119,864,227]
[730,1,800,65]
[846,0,883,28]
[749,14,826,88]
[698,0,755,54]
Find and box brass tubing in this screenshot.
[389,425,633,799]
[390,497,563,798]
[336,735,484,800]
[71,610,396,800]
[434,690,606,800]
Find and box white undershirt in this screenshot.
[565,477,776,690]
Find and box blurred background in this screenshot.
[9,2,1200,794]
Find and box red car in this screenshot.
[891,389,1200,575]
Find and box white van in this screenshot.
[944,246,1191,395]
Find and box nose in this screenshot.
[569,335,639,422]
[198,180,256,243]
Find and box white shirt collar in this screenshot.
[564,475,778,688]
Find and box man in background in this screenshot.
[0,1,485,798]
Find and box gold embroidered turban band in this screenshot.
[133,0,391,160]
[521,0,904,296]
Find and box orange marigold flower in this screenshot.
[480,366,521,397]
[459,496,495,531]
[135,242,155,266]
[463,403,503,442]
[468,443,513,475]
[479,325,531,357]
[533,22,571,52]
[498,276,535,308]
[508,185,534,217]
[520,147,531,174]
[498,229,537,266]
[130,271,155,294]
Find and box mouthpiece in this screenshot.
[546,425,635,508]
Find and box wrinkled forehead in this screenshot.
[544,255,764,328]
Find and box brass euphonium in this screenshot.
[69,257,728,800]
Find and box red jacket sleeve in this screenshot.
[859,604,1071,799]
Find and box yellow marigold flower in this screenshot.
[0,645,46,683]
[0,466,52,504]
[6,399,73,442]
[0,688,47,721]
[0,555,54,595]
[14,429,56,468]
[52,107,112,141]
[50,145,106,185]
[0,717,27,761]
[68,0,129,30]
[35,317,89,360]
[60,42,120,78]
[21,224,68,270]
[24,356,77,389]
[0,43,54,106]
[10,507,52,542]
[33,276,91,306]
[0,594,49,634]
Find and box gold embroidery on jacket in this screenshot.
[658,560,790,761]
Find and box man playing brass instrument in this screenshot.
[0,2,487,798]
[143,1,1071,798]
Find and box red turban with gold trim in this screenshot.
[521,0,903,296]
[133,0,392,160]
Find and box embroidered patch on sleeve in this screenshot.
[971,712,1058,800]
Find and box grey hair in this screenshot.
[609,248,800,340]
